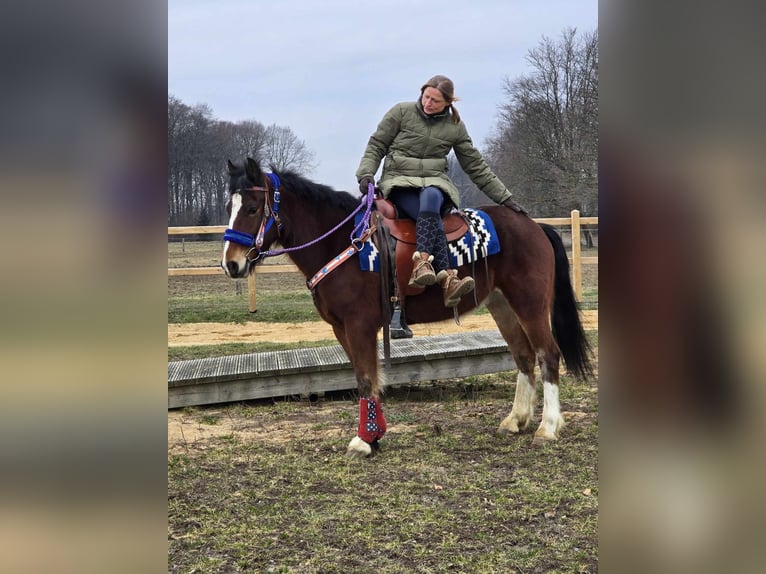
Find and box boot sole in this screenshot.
[444,277,475,307]
[408,273,437,287]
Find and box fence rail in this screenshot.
[169,210,598,311]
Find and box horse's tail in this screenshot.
[540,223,594,380]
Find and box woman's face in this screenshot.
[421,87,449,115]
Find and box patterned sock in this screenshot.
[357,397,387,444]
[415,211,441,255]
[430,229,450,272]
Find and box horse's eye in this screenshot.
[247,206,259,216]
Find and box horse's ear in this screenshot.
[245,157,261,182]
[226,159,237,174]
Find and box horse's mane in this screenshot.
[275,169,360,214]
[229,161,359,214]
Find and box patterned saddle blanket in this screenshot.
[356,208,500,274]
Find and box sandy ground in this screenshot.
[168,310,597,346]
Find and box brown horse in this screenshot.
[222,158,592,457]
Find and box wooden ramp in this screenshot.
[168,330,516,409]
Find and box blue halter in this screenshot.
[223,173,281,249]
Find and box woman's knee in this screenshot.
[420,186,445,212]
[389,188,420,219]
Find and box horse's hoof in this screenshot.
[345,436,373,458]
[497,416,524,436]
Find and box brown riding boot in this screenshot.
[437,269,475,307]
[409,251,437,287]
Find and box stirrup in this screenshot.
[390,306,413,339]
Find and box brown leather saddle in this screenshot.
[374,197,469,297]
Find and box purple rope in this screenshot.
[260,182,376,258]
[351,182,376,241]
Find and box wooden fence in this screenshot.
[168,210,598,312]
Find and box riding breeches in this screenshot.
[388,186,450,272]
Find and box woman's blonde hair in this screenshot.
[421,75,461,124]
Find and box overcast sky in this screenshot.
[169,0,598,192]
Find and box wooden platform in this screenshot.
[168,330,516,408]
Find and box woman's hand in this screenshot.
[359,176,374,194]
[503,197,528,215]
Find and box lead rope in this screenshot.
[305,183,377,290]
[351,182,376,244]
[262,181,375,259]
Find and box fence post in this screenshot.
[570,209,582,302]
[248,269,257,313]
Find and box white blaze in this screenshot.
[222,193,243,263]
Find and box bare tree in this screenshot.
[263,124,317,173]
[231,120,268,160]
[486,28,598,217]
[167,96,215,224]
[168,95,318,225]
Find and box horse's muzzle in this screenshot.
[223,259,249,278]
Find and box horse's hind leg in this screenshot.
[331,322,387,459]
[487,290,565,444]
[519,310,565,445]
[485,290,538,435]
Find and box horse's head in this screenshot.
[221,157,281,278]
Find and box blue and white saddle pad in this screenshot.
[355,208,501,272]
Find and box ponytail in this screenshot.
[449,103,461,124]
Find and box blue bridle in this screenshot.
[223,173,281,252]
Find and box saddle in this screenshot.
[374,197,469,297]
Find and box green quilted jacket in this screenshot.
[356,100,512,208]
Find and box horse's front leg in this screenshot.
[347,396,387,458]
[332,324,387,458]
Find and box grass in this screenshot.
[168,370,599,573]
[168,289,320,324]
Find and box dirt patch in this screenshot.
[168,402,420,454]
[168,310,597,346]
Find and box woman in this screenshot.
[356,74,526,307]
